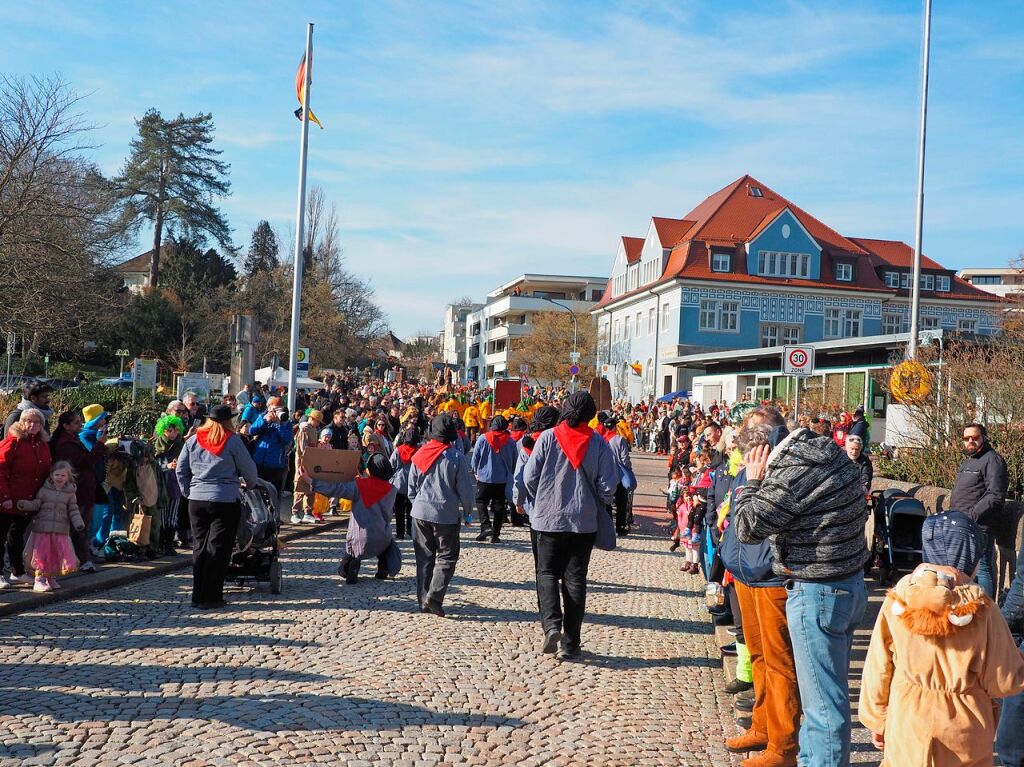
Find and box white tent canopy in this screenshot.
[253,366,323,390]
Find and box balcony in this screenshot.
[488,323,530,340]
[487,295,594,319]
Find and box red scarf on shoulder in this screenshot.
[484,431,511,453]
[554,422,593,469]
[396,444,417,464]
[412,440,448,473]
[509,429,525,442]
[356,476,393,507]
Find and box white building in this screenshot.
[441,302,482,375]
[958,266,1024,300]
[465,274,607,385]
[114,251,155,293]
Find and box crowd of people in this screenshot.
[3,372,1024,764]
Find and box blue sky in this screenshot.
[4,1,1022,336]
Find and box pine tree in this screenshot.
[115,109,232,286]
[244,220,279,275]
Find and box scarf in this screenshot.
[483,431,511,453]
[412,439,448,473]
[356,476,393,508]
[553,422,593,470]
[596,424,615,442]
[509,430,525,442]
[396,444,417,464]
[79,425,103,452]
[196,430,230,456]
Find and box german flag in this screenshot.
[295,53,324,129]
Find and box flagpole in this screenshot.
[907,0,931,360]
[288,22,314,412]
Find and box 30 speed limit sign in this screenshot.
[782,345,815,376]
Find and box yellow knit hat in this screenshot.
[82,404,105,424]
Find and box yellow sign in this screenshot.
[889,359,932,404]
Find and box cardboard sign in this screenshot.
[298,448,361,494]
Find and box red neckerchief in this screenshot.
[597,425,616,443]
[196,430,229,456]
[529,430,543,443]
[554,422,593,469]
[412,440,448,473]
[484,431,511,453]
[357,476,393,507]
[509,429,525,442]
[457,430,466,441]
[396,444,417,463]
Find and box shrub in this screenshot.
[107,402,163,439]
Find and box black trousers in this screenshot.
[613,483,629,534]
[0,514,30,576]
[188,499,242,606]
[412,518,461,608]
[531,530,596,648]
[257,465,285,493]
[476,481,506,540]
[394,493,412,539]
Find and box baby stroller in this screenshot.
[227,478,283,594]
[868,488,927,585]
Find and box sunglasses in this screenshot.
[963,436,981,442]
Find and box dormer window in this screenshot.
[835,263,853,282]
[900,272,911,289]
[919,274,935,291]
[936,275,951,292]
[748,186,763,198]
[712,252,731,272]
[884,271,900,288]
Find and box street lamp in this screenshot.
[534,296,580,392]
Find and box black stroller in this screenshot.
[227,478,283,594]
[867,488,927,585]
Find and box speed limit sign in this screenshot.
[782,345,815,377]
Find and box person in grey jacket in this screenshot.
[951,422,1009,598]
[522,392,617,660]
[176,404,259,609]
[407,414,475,617]
[732,428,869,767]
[513,406,560,521]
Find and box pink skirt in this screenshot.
[23,532,79,577]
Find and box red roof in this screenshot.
[594,175,1008,309]
[621,236,644,264]
[651,217,695,249]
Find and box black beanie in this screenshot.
[560,391,597,427]
[367,453,394,481]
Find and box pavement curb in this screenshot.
[0,516,347,619]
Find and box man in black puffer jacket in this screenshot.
[950,422,1009,599]
[732,427,869,767]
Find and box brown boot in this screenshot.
[725,729,769,754]
[740,750,798,767]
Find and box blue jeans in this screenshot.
[785,573,867,767]
[976,531,997,599]
[997,641,1024,766]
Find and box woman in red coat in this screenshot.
[0,408,52,586]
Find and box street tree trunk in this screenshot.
[149,160,166,288]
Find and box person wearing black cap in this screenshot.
[470,415,519,543]
[175,404,260,609]
[302,453,398,584]
[522,392,618,660]
[407,414,475,616]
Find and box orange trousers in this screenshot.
[734,581,801,757]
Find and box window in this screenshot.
[936,275,951,292]
[613,320,620,342]
[699,299,739,332]
[661,303,671,331]
[884,271,900,288]
[835,263,853,281]
[958,318,978,332]
[757,250,810,278]
[920,274,935,291]
[921,315,940,330]
[782,326,801,345]
[972,275,1002,285]
[749,186,763,198]
[882,313,903,334]
[591,289,604,301]
[900,272,911,289]
[646,358,654,386]
[825,308,862,338]
[635,312,643,338]
[648,308,655,334]
[712,252,731,272]
[761,325,779,348]
[624,316,632,340]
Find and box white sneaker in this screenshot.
[10,573,33,585]
[301,515,315,524]
[290,514,302,524]
[79,561,97,573]
[0,576,11,589]
[33,578,52,593]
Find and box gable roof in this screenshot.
[651,217,695,249]
[114,251,154,273]
[621,236,644,264]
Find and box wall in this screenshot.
[746,209,822,280]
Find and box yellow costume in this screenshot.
[463,405,481,429]
[479,400,492,420]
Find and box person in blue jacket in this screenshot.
[513,406,560,524]
[249,405,293,493]
[470,415,518,544]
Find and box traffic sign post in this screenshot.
[782,345,815,417]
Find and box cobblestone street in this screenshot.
[0,474,736,766]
